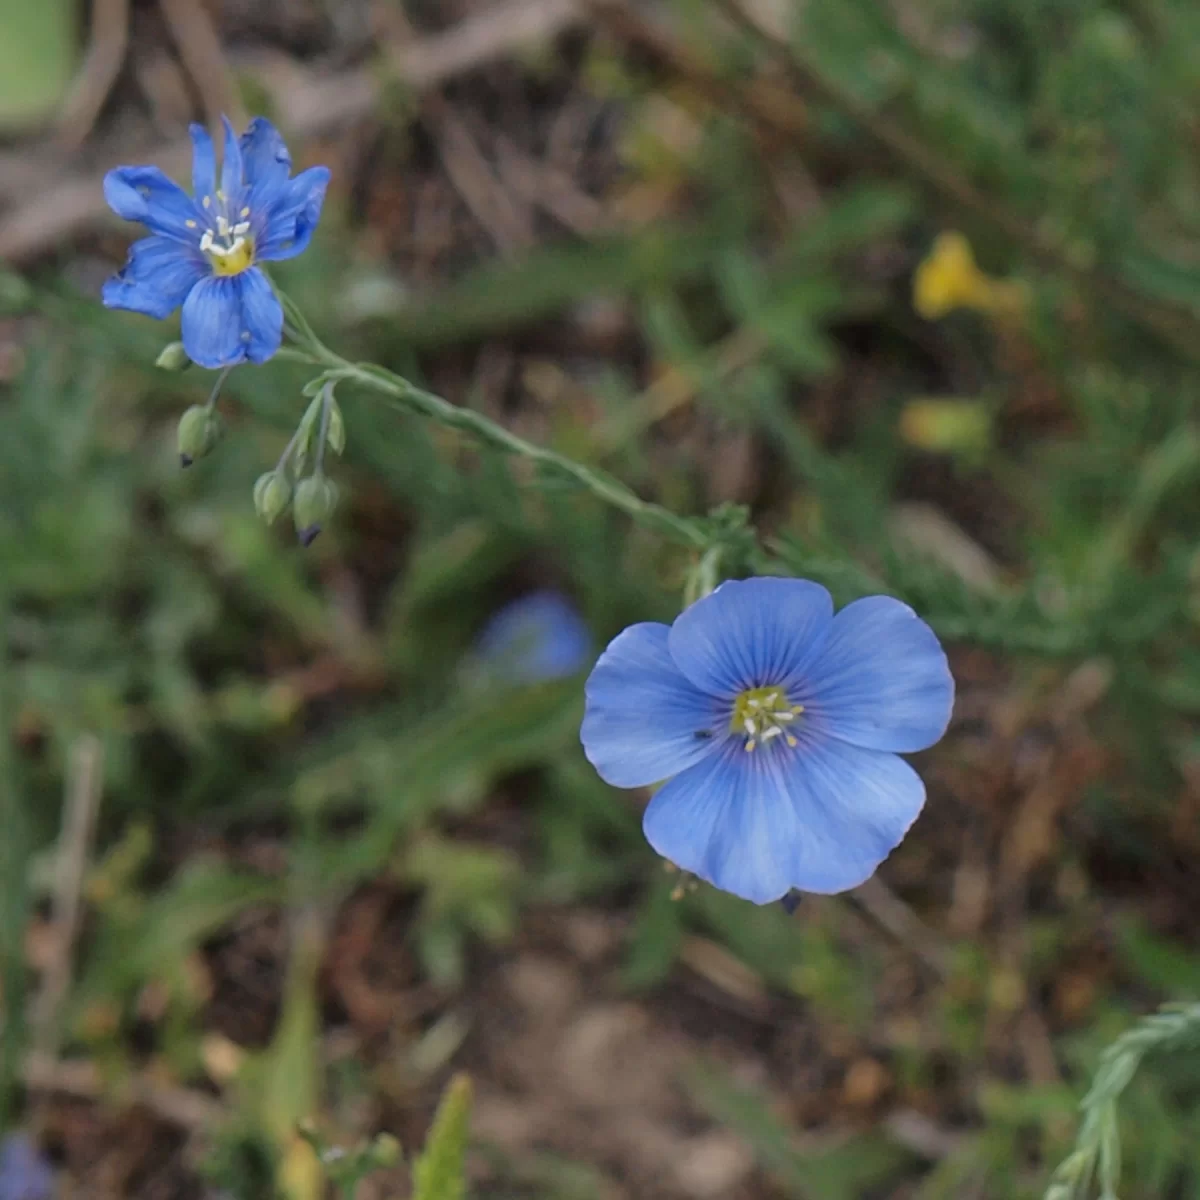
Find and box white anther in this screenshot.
[233,221,251,236]
[746,698,760,708]
[761,726,782,742]
[776,711,795,722]
[217,216,230,236]
[742,717,755,736]
[764,692,779,705]
[199,230,214,252]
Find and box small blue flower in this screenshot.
[0,1133,54,1200]
[581,578,953,904]
[475,591,592,686]
[102,117,330,369]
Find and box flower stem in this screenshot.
[314,382,334,475]
[276,287,713,551]
[206,365,233,410]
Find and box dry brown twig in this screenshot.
[55,0,131,150]
[30,736,104,1066]
[427,99,537,256]
[28,735,104,1137]
[158,0,244,132]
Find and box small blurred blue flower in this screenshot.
[581,578,953,904]
[0,1134,54,1200]
[475,591,591,686]
[102,117,330,369]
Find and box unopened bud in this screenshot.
[177,405,220,467]
[293,474,338,546]
[327,398,346,456]
[155,341,192,371]
[365,1133,401,1168]
[253,471,292,525]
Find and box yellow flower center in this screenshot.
[198,205,255,277]
[730,685,803,753]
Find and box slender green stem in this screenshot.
[206,365,233,410]
[280,314,713,550]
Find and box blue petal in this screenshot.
[476,591,592,685]
[239,117,291,192]
[237,268,284,363]
[643,735,925,903]
[101,236,206,318]
[220,115,244,199]
[0,1133,54,1200]
[582,622,725,789]
[667,577,833,698]
[181,275,243,368]
[803,596,954,752]
[190,124,216,199]
[256,167,331,261]
[104,166,203,243]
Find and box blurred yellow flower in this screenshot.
[898,396,992,459]
[913,232,1025,320]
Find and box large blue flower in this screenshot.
[102,117,330,369]
[581,578,953,904]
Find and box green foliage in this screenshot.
[1045,1005,1200,1200]
[17,0,1200,1194]
[412,1074,473,1200]
[0,0,75,130]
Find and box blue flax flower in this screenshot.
[102,117,330,369]
[475,591,592,686]
[0,1133,54,1200]
[581,578,953,904]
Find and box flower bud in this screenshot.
[155,341,192,371]
[177,405,220,467]
[293,474,338,546]
[253,471,292,525]
[364,1133,401,1169]
[327,398,346,456]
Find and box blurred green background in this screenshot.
[5,0,1200,1197]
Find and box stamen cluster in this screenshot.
[730,686,803,752]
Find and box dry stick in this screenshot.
[28,736,104,1135]
[158,0,245,132]
[55,0,131,150]
[851,876,952,979]
[493,134,608,236]
[23,1054,221,1131]
[0,0,586,262]
[20,739,224,1136]
[426,99,536,255]
[592,0,1200,362]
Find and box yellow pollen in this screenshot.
[202,196,211,209]
[731,685,803,752]
[206,235,255,276]
[185,219,197,228]
[240,206,251,218]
